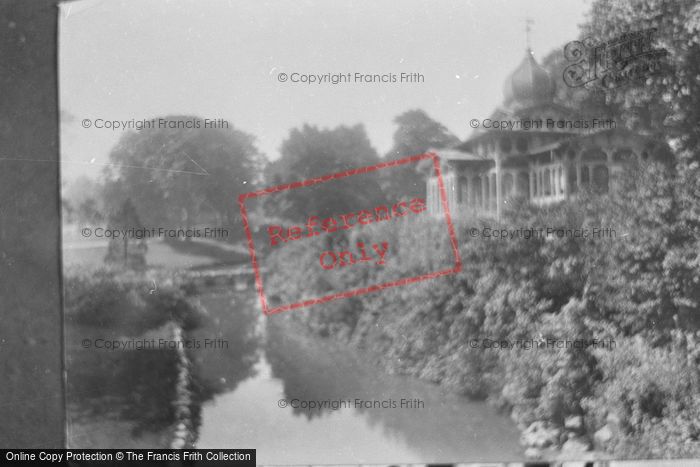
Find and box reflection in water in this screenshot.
[66,289,259,448]
[186,291,261,438]
[67,347,181,440]
[67,288,523,463]
[196,312,524,464]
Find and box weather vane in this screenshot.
[525,18,534,51]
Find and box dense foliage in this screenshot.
[64,267,208,334]
[102,115,263,233]
[265,124,386,219]
[382,109,460,201]
[267,160,700,457]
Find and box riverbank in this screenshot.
[64,282,260,449]
[65,322,181,448]
[275,311,605,462]
[196,295,525,464]
[265,205,700,461]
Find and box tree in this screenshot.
[104,198,147,269]
[383,109,459,201]
[569,0,700,339]
[62,175,105,224]
[103,115,263,233]
[386,109,460,160]
[540,50,620,120]
[266,124,386,219]
[579,0,700,163]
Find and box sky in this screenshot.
[59,0,590,183]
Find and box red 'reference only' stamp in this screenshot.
[238,152,461,315]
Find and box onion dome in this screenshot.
[503,48,555,108]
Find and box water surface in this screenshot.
[196,295,524,464]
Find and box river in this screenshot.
[193,288,524,464]
[66,286,524,463]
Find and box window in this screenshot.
[592,165,609,193]
[472,177,482,208]
[583,148,607,161]
[613,149,634,163]
[533,171,538,197]
[568,165,577,194]
[457,177,468,204]
[516,172,529,197]
[502,173,514,198]
[559,167,565,194]
[483,176,490,208]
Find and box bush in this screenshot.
[265,159,700,456]
[583,333,700,458]
[64,267,207,334]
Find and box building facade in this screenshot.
[426,49,669,220]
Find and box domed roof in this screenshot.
[503,49,555,108]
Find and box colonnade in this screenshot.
[427,158,616,218]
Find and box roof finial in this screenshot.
[525,17,534,52]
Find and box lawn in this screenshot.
[63,239,247,270]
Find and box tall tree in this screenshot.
[266,124,386,219]
[103,115,263,232]
[383,109,459,200]
[575,0,700,338]
[579,0,700,163]
[104,198,147,269]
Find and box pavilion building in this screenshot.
[426,48,668,220]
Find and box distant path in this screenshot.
[62,238,246,252]
[62,237,249,270]
[190,237,248,254]
[63,240,109,250]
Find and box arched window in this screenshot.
[613,149,634,163]
[581,166,590,186]
[583,148,607,162]
[592,165,609,193]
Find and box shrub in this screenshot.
[265,158,700,456]
[64,267,207,334]
[583,333,700,458]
